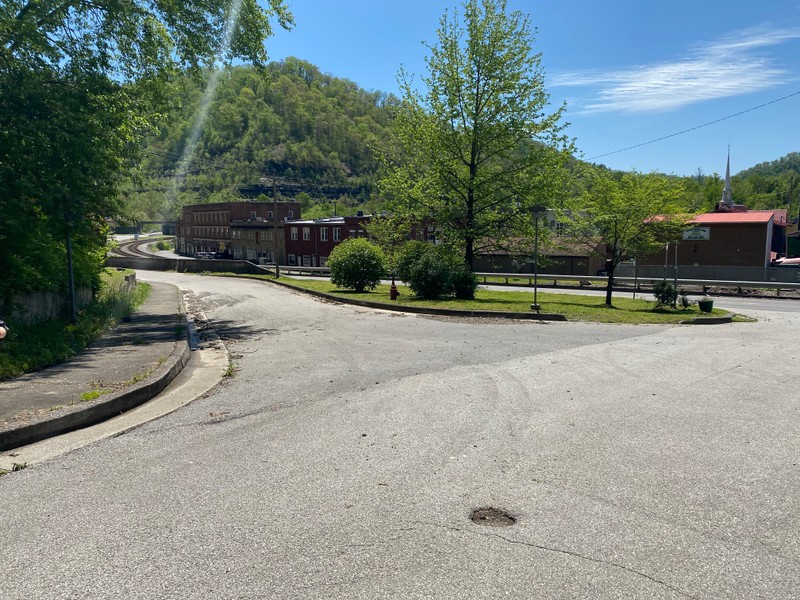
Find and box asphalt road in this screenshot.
[3,271,799,599]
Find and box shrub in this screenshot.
[397,243,477,300]
[678,290,694,309]
[327,238,386,292]
[653,281,678,309]
[395,241,430,282]
[451,265,478,300]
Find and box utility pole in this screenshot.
[65,224,77,324]
[64,206,77,324]
[272,177,280,278]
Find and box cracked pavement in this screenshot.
[2,271,799,599]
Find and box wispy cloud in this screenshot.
[553,27,800,114]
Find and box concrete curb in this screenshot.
[252,276,568,321]
[248,276,742,325]
[0,294,191,453]
[680,312,734,325]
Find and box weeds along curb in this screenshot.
[0,289,192,452]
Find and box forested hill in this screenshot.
[729,152,800,211]
[121,58,399,222]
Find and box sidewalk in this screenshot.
[0,282,190,451]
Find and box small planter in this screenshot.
[697,298,714,313]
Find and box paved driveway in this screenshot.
[2,272,799,599]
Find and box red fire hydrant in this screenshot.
[390,283,400,301]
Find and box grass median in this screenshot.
[223,274,734,325]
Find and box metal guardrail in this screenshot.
[275,265,800,292]
[277,265,331,276]
[476,272,800,292]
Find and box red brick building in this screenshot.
[283,215,370,267]
[176,200,301,260]
[639,153,790,270]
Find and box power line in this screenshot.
[587,90,800,161]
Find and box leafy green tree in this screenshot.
[364,215,415,279]
[379,0,573,270]
[566,169,689,307]
[0,0,292,302]
[328,238,386,292]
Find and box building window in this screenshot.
[291,227,298,240]
[288,254,297,266]
[267,230,274,242]
[288,211,294,218]
[320,228,328,241]
[319,256,327,267]
[303,227,310,241]
[250,211,256,219]
[333,228,341,242]
[303,255,312,266]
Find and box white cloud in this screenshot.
[553,27,800,114]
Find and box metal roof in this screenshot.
[691,212,774,224]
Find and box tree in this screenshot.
[379,0,573,270]
[0,0,292,303]
[566,169,689,307]
[364,214,415,278]
[328,238,386,292]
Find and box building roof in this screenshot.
[690,212,774,225]
[285,215,371,226]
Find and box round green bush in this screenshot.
[327,238,386,292]
[653,281,678,309]
[397,242,477,300]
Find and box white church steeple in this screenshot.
[719,146,734,211]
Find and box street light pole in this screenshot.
[530,205,545,313]
[673,241,679,308]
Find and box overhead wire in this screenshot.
[587,90,800,161]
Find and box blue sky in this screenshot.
[264,1,800,177]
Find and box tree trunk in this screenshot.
[465,238,474,271]
[605,263,614,307]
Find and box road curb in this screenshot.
[680,312,734,325]
[253,276,568,321]
[0,296,192,453]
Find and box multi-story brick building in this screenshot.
[283,214,371,267]
[176,200,301,260]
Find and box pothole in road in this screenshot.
[470,507,516,527]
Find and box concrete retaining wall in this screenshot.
[106,256,268,275]
[1,288,93,324]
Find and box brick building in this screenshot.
[638,154,789,269]
[176,200,301,260]
[283,214,370,267]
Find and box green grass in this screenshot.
[0,270,152,381]
[479,274,589,287]
[220,273,732,325]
